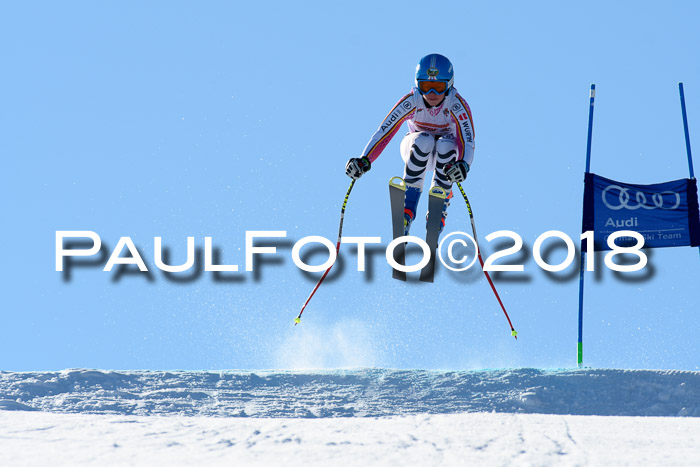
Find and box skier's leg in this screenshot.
[400,132,436,189]
[400,132,437,234]
[430,136,459,232]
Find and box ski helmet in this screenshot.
[415,53,454,95]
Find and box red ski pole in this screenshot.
[295,179,355,325]
[456,182,518,339]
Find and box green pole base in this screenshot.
[577,342,583,368]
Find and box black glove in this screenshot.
[345,157,371,180]
[444,160,470,183]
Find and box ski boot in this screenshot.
[403,185,422,235]
[426,189,453,235]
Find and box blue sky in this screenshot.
[2,1,699,371]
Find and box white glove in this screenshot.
[345,157,371,180]
[444,160,469,183]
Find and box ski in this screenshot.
[419,186,447,283]
[389,176,407,281]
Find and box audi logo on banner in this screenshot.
[602,185,681,211]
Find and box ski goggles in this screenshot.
[418,80,448,95]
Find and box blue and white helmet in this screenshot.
[415,53,454,94]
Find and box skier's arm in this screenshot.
[449,92,475,166]
[359,92,417,163]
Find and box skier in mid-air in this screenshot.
[345,53,475,236]
[297,54,514,330]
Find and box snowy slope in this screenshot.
[2,368,700,466]
[2,411,699,466]
[1,368,698,417]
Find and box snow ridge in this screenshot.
[1,368,698,417]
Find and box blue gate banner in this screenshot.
[582,172,700,250]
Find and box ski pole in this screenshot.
[455,182,518,339]
[295,179,356,325]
